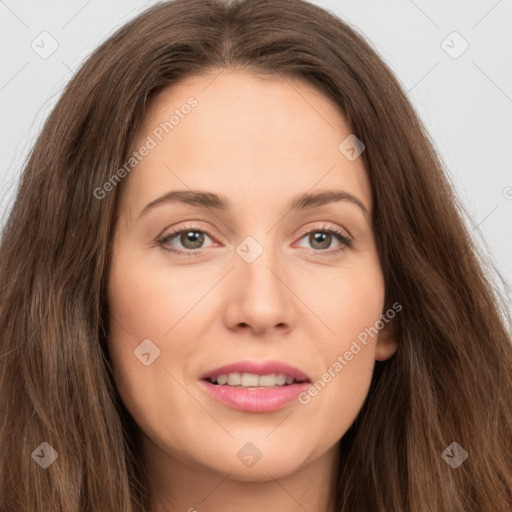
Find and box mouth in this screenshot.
[204,372,308,387]
[199,360,311,413]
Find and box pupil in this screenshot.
[182,231,204,249]
[311,232,330,249]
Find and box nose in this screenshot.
[222,237,296,336]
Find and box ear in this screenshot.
[375,311,399,361]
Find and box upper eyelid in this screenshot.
[160,223,351,248]
[161,222,350,239]
[296,223,351,239]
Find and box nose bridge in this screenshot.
[236,230,284,293]
[228,228,293,330]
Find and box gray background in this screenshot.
[1,0,511,304]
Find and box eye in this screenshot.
[295,224,352,255]
[157,223,352,256]
[157,225,216,256]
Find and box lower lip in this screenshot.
[200,380,310,412]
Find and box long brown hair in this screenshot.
[1,0,511,510]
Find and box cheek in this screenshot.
[300,259,384,424]
[106,247,186,344]
[319,258,385,347]
[105,253,198,440]
[105,250,173,391]
[105,247,205,391]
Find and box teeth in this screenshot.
[241,373,259,386]
[211,372,299,387]
[227,372,241,386]
[257,373,276,387]
[276,374,287,385]
[216,374,228,385]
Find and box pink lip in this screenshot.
[199,380,310,412]
[198,360,311,413]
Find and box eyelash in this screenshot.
[156,223,353,257]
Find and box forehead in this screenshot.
[122,69,371,217]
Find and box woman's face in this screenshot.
[107,69,397,481]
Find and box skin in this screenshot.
[107,69,398,512]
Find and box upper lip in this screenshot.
[199,360,311,382]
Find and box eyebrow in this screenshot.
[138,189,369,218]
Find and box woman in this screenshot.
[0,0,511,510]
